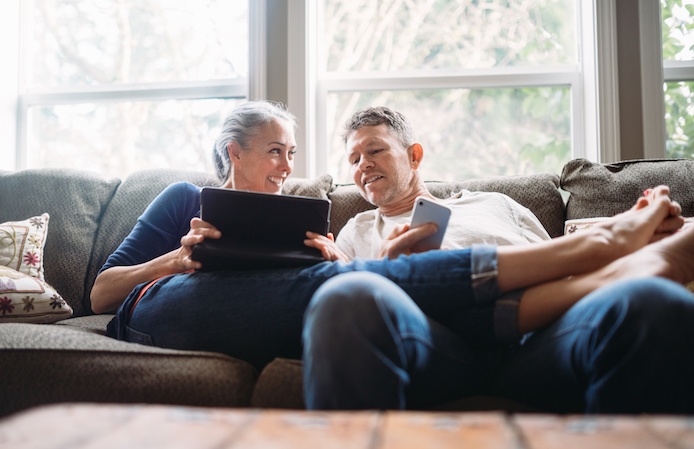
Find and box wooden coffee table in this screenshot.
[1,403,693,448]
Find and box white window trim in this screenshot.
[664,60,694,80]
[639,0,666,159]
[0,0,20,170]
[589,0,621,163]
[249,0,267,100]
[287,0,316,179]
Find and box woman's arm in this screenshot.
[90,217,220,313]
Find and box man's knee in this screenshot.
[304,272,399,350]
[605,277,694,322]
[577,277,694,352]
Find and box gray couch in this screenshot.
[1,158,693,418]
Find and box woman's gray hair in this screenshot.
[212,100,297,181]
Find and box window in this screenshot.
[662,0,694,159]
[313,0,589,183]
[18,0,250,179]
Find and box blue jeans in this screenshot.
[493,277,694,413]
[110,246,512,370]
[303,274,694,413]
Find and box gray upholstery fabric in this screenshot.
[0,169,119,316]
[561,158,694,220]
[251,357,305,409]
[283,173,333,199]
[328,173,564,238]
[328,184,377,237]
[0,321,257,417]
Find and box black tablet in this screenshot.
[190,187,331,271]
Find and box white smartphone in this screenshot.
[409,196,452,252]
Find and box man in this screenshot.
[302,106,694,413]
[307,106,548,262]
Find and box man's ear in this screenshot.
[409,143,424,168]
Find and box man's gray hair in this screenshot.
[343,106,415,149]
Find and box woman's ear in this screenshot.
[228,141,242,161]
[409,143,424,168]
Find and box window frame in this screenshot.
[660,0,694,157]
[12,0,265,172]
[290,0,620,179]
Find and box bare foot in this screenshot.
[632,186,683,237]
[572,186,684,266]
[593,225,694,287]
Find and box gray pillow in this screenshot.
[561,158,694,220]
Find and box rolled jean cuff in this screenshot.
[470,244,501,304]
[470,244,523,345]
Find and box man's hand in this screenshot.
[378,223,438,259]
[305,232,350,262]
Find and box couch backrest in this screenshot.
[0,169,119,316]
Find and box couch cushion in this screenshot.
[0,318,257,418]
[561,158,694,220]
[329,173,564,238]
[85,171,333,314]
[0,169,120,316]
[251,357,305,409]
[0,213,50,281]
[0,266,72,323]
[283,173,333,199]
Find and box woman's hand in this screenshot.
[305,232,350,262]
[177,217,222,270]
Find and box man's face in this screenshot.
[346,124,418,208]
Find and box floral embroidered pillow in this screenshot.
[0,265,72,323]
[0,213,49,281]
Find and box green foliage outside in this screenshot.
[324,0,574,182]
[662,0,694,159]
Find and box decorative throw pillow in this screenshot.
[0,265,72,323]
[0,213,49,281]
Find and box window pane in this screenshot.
[662,0,694,62]
[326,88,571,183]
[27,99,242,179]
[664,81,694,158]
[28,0,248,87]
[322,0,576,72]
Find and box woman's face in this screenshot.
[229,118,296,194]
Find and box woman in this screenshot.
[92,100,692,379]
[91,100,298,314]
